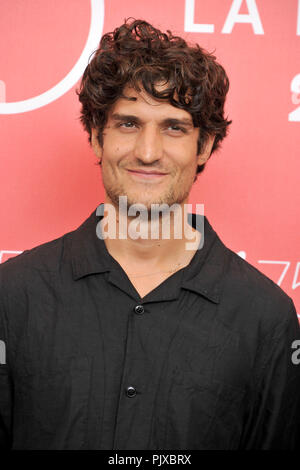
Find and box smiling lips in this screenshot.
[126,169,168,179]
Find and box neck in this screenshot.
[100,198,201,271]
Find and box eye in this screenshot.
[167,125,186,134]
[120,121,136,128]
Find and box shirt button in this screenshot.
[134,305,144,315]
[126,386,137,398]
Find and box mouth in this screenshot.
[126,169,168,180]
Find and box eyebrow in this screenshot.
[111,113,194,127]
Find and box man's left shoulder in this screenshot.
[219,243,297,331]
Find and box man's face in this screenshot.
[91,85,214,212]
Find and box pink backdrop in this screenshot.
[0,0,299,319]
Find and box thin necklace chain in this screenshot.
[126,261,187,278]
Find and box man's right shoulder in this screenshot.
[1,235,65,273]
[0,227,76,292]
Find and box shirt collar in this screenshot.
[69,203,228,304]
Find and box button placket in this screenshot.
[113,304,150,448]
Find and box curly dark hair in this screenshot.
[77,18,232,174]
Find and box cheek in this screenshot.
[102,145,124,165]
[165,137,198,165]
[169,149,198,174]
[103,135,133,163]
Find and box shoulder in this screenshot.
[0,225,82,348]
[0,207,96,284]
[216,239,297,334]
[0,233,66,279]
[0,225,78,307]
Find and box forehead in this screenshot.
[108,85,193,122]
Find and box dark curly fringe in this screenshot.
[76,18,232,174]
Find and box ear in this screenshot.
[91,128,103,160]
[197,134,215,165]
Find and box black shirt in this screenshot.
[0,203,299,450]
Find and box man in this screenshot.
[0,19,299,450]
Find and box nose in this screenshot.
[133,124,163,164]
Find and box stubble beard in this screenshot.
[102,170,194,216]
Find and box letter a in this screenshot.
[222,0,264,35]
